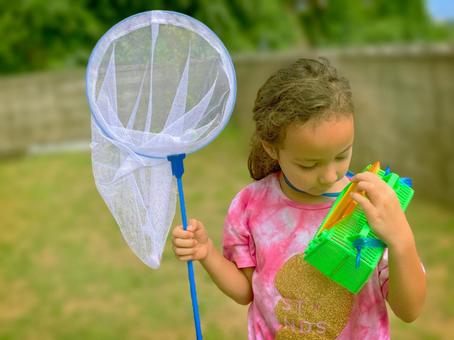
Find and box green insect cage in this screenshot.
[303,163,414,294]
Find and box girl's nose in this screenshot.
[318,165,338,185]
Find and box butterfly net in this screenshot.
[86,11,236,269]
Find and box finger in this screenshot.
[173,247,196,256]
[172,226,194,239]
[351,171,381,184]
[172,225,183,236]
[187,218,203,232]
[178,255,194,262]
[173,238,197,248]
[354,181,381,205]
[350,192,375,216]
[186,219,197,232]
[194,220,206,236]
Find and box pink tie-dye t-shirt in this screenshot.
[223,172,390,340]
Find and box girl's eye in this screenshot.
[298,164,316,170]
[336,155,348,161]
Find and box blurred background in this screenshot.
[1,0,453,339]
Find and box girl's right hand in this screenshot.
[171,218,212,261]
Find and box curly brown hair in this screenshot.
[248,57,355,180]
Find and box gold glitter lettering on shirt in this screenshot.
[274,254,354,339]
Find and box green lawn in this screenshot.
[0,124,453,339]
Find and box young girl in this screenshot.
[171,58,426,339]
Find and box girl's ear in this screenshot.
[261,140,278,160]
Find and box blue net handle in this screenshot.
[168,154,203,340]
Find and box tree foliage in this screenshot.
[298,0,453,46]
[0,0,452,74]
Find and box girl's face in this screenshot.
[264,115,354,199]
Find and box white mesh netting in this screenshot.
[86,11,236,268]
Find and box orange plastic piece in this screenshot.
[316,161,381,236]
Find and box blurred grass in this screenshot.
[0,123,453,339]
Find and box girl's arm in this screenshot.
[351,172,426,322]
[387,226,426,322]
[172,219,253,305]
[200,241,254,305]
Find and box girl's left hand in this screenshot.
[350,171,412,248]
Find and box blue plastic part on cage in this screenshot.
[385,166,413,188]
[353,237,387,268]
[384,166,391,176]
[400,177,413,187]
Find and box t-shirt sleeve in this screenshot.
[222,188,256,269]
[377,249,390,299]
